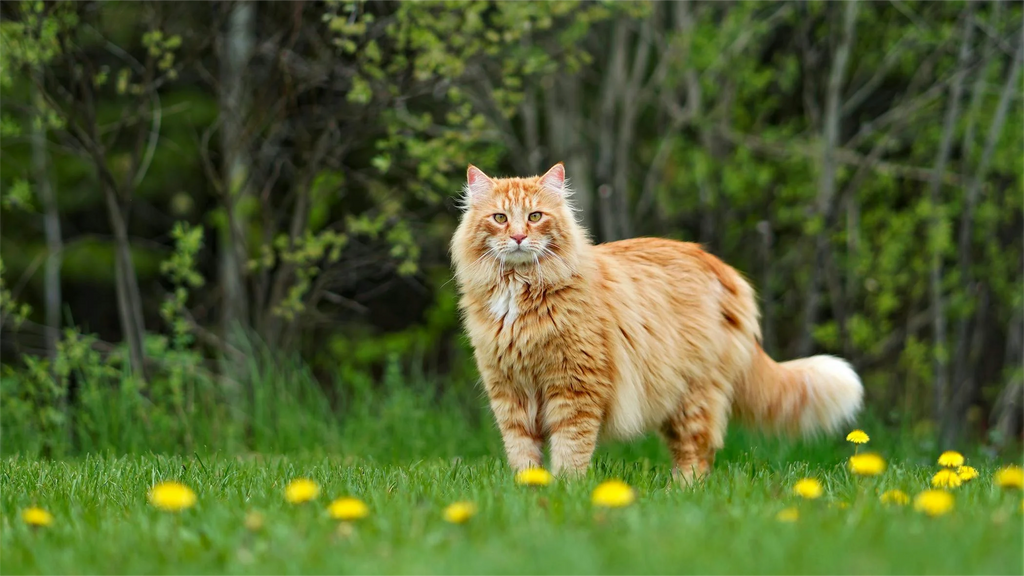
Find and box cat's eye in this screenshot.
[528,212,543,222]
[493,214,508,224]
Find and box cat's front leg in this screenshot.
[486,383,544,471]
[544,387,604,476]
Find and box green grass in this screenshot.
[4,334,1020,573]
[3,440,1022,574]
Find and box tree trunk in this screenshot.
[798,0,859,357]
[947,284,989,435]
[219,0,255,353]
[32,69,62,363]
[521,83,541,174]
[596,21,628,242]
[931,6,974,444]
[102,181,147,376]
[611,14,653,241]
[636,1,698,225]
[70,41,147,377]
[845,193,859,355]
[545,75,593,232]
[946,33,1023,443]
[757,220,775,356]
[992,310,1023,447]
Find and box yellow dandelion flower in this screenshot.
[931,469,963,489]
[284,478,319,504]
[591,480,635,508]
[515,468,553,487]
[848,452,886,476]
[793,478,823,500]
[956,466,979,482]
[995,465,1024,490]
[913,489,954,517]
[327,497,369,521]
[879,489,910,506]
[443,501,477,524]
[776,507,799,522]
[148,481,197,512]
[846,430,869,444]
[937,451,964,468]
[21,507,54,527]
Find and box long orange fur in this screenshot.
[451,163,863,481]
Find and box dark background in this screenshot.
[1,0,1021,456]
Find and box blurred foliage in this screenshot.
[0,0,1021,456]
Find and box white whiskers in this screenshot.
[444,246,500,289]
[538,245,578,278]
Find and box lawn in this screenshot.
[3,434,1022,575]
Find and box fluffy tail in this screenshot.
[734,345,864,436]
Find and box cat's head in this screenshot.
[451,163,584,278]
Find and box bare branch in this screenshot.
[132,89,162,189]
[842,26,916,115]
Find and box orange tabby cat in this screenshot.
[451,163,863,482]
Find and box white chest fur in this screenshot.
[489,278,523,326]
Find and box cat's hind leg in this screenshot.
[660,379,731,485]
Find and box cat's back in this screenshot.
[594,236,702,262]
[593,237,740,287]
[590,236,756,335]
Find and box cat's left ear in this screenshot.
[465,164,495,206]
[539,162,566,195]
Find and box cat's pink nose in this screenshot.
[510,234,527,244]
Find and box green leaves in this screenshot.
[141,29,181,59]
[347,76,372,104]
[161,223,205,288]
[0,259,31,330]
[160,223,205,348]
[2,179,33,211]
[0,2,78,88]
[267,228,349,322]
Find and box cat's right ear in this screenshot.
[465,165,495,206]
